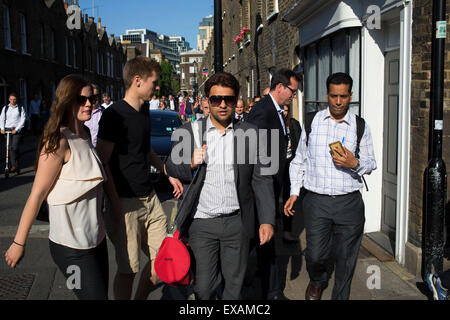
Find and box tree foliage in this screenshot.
[158,61,173,97]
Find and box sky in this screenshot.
[78,0,213,49]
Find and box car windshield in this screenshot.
[150,113,181,136]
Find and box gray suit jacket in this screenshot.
[165,117,275,238]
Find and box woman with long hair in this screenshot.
[281,104,302,243]
[5,74,109,300]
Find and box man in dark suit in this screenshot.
[245,68,301,300]
[235,98,245,121]
[166,72,275,300]
[166,94,178,112]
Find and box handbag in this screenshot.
[154,230,194,287]
[155,120,203,286]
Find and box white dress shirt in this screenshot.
[194,117,240,219]
[268,93,286,135]
[289,108,377,196]
[0,104,27,132]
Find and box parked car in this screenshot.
[149,110,182,182]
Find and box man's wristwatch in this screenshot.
[351,159,360,172]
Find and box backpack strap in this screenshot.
[354,115,369,191]
[304,111,317,146]
[2,106,7,127]
[354,115,365,160]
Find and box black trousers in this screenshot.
[303,191,365,300]
[5,132,21,168]
[250,177,284,299]
[49,238,109,300]
[188,212,249,300]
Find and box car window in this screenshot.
[150,113,181,136]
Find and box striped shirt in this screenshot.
[289,108,376,196]
[194,117,240,219]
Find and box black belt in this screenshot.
[306,190,359,199]
[219,210,240,218]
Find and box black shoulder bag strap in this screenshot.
[355,115,369,191]
[304,111,317,147]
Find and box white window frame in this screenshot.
[73,40,77,68]
[65,37,70,66]
[40,25,45,58]
[51,30,56,61]
[3,7,12,49]
[19,79,27,112]
[97,52,100,74]
[189,66,195,74]
[19,13,27,54]
[266,0,279,21]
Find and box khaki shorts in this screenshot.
[104,191,167,274]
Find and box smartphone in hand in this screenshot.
[329,141,345,157]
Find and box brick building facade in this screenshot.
[180,49,204,95]
[0,0,126,112]
[202,0,301,119]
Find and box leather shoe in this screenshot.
[10,166,16,173]
[305,282,322,300]
[268,292,289,300]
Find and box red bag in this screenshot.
[155,230,193,287]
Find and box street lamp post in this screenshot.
[424,0,447,279]
[193,60,198,97]
[214,0,223,73]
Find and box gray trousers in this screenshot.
[303,191,365,300]
[188,212,249,300]
[6,132,21,168]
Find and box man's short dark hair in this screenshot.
[270,68,301,91]
[8,92,18,98]
[204,72,240,97]
[326,72,353,93]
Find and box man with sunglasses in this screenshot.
[245,68,301,300]
[166,72,276,300]
[84,84,103,147]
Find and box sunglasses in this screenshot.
[209,95,237,107]
[77,95,97,105]
[284,85,297,96]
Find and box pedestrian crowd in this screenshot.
[2,55,446,301]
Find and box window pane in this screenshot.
[349,28,360,103]
[318,38,330,102]
[304,45,317,103]
[331,31,347,73]
[20,14,27,53]
[4,8,11,49]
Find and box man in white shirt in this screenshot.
[29,93,41,135]
[284,72,377,300]
[149,95,160,110]
[83,84,103,147]
[101,93,113,109]
[0,93,27,173]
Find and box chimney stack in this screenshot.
[98,18,101,29]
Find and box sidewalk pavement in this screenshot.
[0,192,431,300]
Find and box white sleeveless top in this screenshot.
[47,128,106,249]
